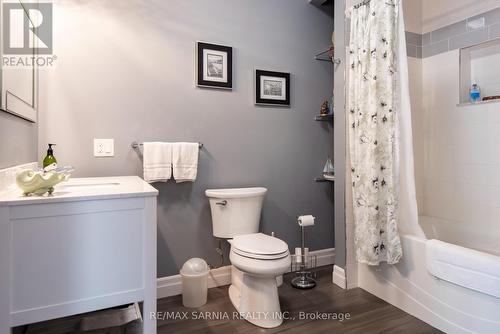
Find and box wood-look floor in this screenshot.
[156,266,442,334]
[19,266,442,333]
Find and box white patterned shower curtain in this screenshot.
[346,0,413,265]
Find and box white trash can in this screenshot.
[180,258,210,308]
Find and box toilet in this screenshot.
[205,187,291,328]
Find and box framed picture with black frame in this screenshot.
[255,70,290,106]
[196,42,233,90]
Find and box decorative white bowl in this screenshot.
[16,167,73,196]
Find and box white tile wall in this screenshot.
[417,48,500,234]
[408,57,425,213]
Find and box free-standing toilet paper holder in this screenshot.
[291,215,317,289]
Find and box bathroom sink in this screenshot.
[56,177,123,192]
[58,182,121,191]
[0,176,158,206]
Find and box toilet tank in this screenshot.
[205,187,267,238]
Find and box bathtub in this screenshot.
[422,216,500,299]
[358,215,500,334]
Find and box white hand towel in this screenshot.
[172,142,199,183]
[143,142,172,183]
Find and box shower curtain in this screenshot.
[346,0,418,265]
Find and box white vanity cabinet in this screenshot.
[0,176,158,333]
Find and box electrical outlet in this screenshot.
[94,139,114,157]
[467,17,485,31]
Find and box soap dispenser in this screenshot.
[43,144,58,172]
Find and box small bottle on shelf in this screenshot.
[469,83,481,103]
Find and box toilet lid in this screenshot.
[231,233,289,256]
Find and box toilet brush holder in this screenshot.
[291,217,317,289]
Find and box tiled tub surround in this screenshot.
[406,6,500,59]
[358,18,500,334]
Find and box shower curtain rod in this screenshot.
[353,0,370,9]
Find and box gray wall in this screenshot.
[38,0,334,277]
[0,112,37,169]
[333,0,347,269]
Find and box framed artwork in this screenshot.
[255,70,290,106]
[196,42,233,89]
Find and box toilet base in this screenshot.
[228,273,284,328]
[231,265,283,290]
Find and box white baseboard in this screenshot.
[157,266,231,299]
[332,265,346,289]
[312,248,335,267]
[157,248,335,299]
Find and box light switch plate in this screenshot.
[94,139,114,157]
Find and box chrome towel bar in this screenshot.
[131,141,203,149]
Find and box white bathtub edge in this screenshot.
[426,239,500,299]
[358,234,500,334]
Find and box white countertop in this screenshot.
[0,176,158,206]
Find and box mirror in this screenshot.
[0,0,38,122]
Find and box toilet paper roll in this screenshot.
[294,247,309,263]
[295,248,302,263]
[297,215,315,227]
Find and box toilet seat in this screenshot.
[232,248,289,260]
[231,233,289,260]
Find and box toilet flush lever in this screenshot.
[216,200,228,206]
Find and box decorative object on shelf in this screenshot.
[320,99,330,116]
[16,167,73,196]
[323,157,334,180]
[196,42,233,89]
[469,83,481,103]
[255,69,290,106]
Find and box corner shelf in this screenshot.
[315,46,334,62]
[315,46,340,65]
[314,114,333,122]
[315,176,335,183]
[457,99,500,107]
[309,0,333,6]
